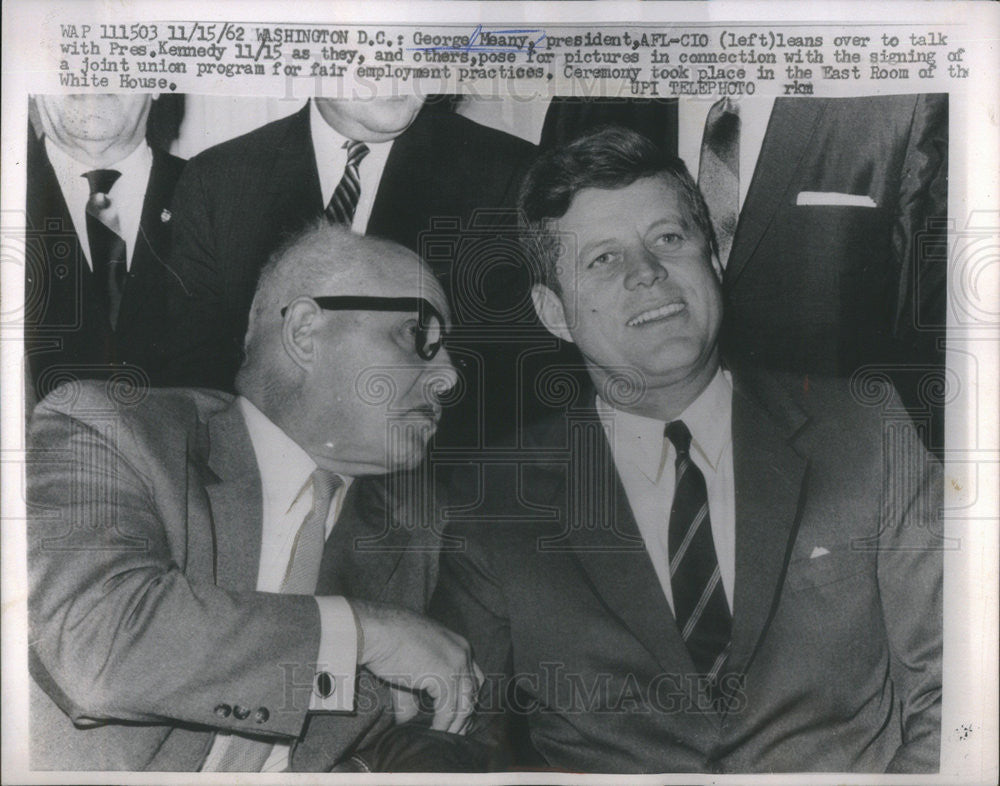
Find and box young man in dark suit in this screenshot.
[541,95,948,454]
[431,127,942,774]
[25,93,185,406]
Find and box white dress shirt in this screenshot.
[677,96,776,214]
[596,368,735,614]
[44,136,153,271]
[310,100,395,233]
[201,397,357,773]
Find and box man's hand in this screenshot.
[349,600,483,734]
[389,686,422,724]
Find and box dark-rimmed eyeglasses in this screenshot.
[280,296,446,361]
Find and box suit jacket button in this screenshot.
[314,671,335,698]
[214,703,232,718]
[254,707,270,724]
[233,704,251,720]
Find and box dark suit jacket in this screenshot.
[163,102,541,448]
[24,131,185,402]
[721,95,948,453]
[27,383,444,771]
[431,369,942,773]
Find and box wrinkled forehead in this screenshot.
[389,268,450,325]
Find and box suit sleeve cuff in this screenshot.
[310,596,357,712]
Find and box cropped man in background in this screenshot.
[25,93,186,406]
[28,223,481,772]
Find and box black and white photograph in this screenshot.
[2,1,997,783]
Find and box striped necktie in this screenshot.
[83,168,127,329]
[208,470,342,772]
[665,421,732,690]
[697,98,740,268]
[325,140,369,226]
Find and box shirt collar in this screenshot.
[238,396,318,515]
[596,367,733,481]
[44,137,153,267]
[596,395,669,482]
[679,367,732,471]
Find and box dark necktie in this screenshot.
[665,421,732,686]
[325,140,370,225]
[697,98,740,267]
[209,470,342,772]
[83,169,127,329]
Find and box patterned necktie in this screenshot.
[281,470,342,593]
[209,470,342,772]
[665,421,732,687]
[324,140,369,225]
[83,169,127,329]
[697,98,740,268]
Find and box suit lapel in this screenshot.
[560,375,809,704]
[117,150,179,332]
[27,130,96,322]
[726,374,808,678]
[266,103,324,238]
[553,414,700,681]
[724,98,826,286]
[366,105,437,248]
[203,400,263,592]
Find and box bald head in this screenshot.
[241,221,448,372]
[237,221,456,475]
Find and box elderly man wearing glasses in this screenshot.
[27,221,482,773]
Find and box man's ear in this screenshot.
[281,297,321,371]
[531,284,574,344]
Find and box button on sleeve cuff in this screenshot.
[311,596,357,712]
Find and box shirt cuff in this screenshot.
[311,596,357,712]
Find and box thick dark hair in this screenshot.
[517,125,716,293]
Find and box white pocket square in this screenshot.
[809,546,831,559]
[796,191,877,208]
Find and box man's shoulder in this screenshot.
[32,381,234,433]
[735,366,883,421]
[448,112,536,159]
[184,106,306,173]
[25,131,60,211]
[407,107,535,165]
[151,147,186,181]
[730,365,919,463]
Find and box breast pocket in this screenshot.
[783,546,871,593]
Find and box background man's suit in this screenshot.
[721,95,947,454]
[164,101,539,447]
[432,370,942,773]
[28,383,443,771]
[541,95,948,453]
[24,129,185,402]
